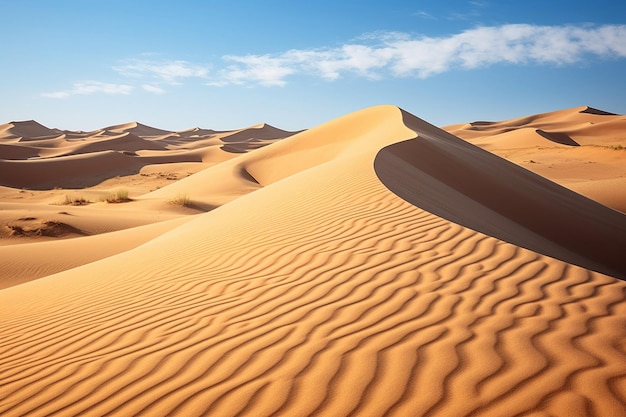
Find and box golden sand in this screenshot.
[1,106,625,416]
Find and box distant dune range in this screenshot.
[1,106,625,416]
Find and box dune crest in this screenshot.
[0,120,62,140]
[376,109,626,280]
[1,105,625,416]
[104,121,173,137]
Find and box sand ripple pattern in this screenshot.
[2,119,626,416]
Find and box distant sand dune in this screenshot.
[0,151,172,189]
[0,121,297,190]
[446,106,626,213]
[0,120,62,139]
[1,106,625,416]
[104,121,174,137]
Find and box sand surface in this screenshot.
[1,106,625,416]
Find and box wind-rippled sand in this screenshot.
[1,105,625,416]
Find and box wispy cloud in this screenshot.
[210,55,295,87]
[42,81,134,98]
[41,24,626,97]
[413,10,436,20]
[142,84,166,94]
[43,59,210,98]
[113,59,210,84]
[469,0,488,7]
[448,0,488,20]
[207,24,626,86]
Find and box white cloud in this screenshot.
[208,24,626,86]
[142,84,166,94]
[42,81,134,98]
[214,55,295,87]
[113,59,210,84]
[41,24,626,96]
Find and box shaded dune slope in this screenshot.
[444,106,626,215]
[0,151,203,189]
[1,106,625,417]
[375,110,626,281]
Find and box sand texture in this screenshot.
[1,106,625,416]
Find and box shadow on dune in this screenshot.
[536,129,579,146]
[374,109,626,281]
[581,107,616,116]
[0,151,203,190]
[220,143,268,154]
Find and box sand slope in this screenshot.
[445,106,626,213]
[377,110,626,280]
[1,106,625,416]
[0,118,299,287]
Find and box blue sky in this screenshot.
[2,0,626,130]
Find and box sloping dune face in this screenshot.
[445,106,626,214]
[375,110,626,280]
[1,106,626,417]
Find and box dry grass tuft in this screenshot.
[101,189,131,203]
[168,193,192,207]
[58,194,90,206]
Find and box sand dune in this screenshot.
[1,105,625,416]
[377,109,626,279]
[104,121,174,137]
[445,106,626,213]
[0,216,193,289]
[0,151,191,189]
[0,120,62,140]
[0,120,297,190]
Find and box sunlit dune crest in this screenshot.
[1,105,625,416]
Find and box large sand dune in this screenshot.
[1,106,625,416]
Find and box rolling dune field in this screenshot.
[1,105,625,416]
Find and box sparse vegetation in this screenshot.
[168,193,192,207]
[101,189,131,203]
[3,219,84,238]
[588,144,626,151]
[59,194,90,206]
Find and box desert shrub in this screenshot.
[58,194,90,206]
[168,193,191,207]
[102,189,131,203]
